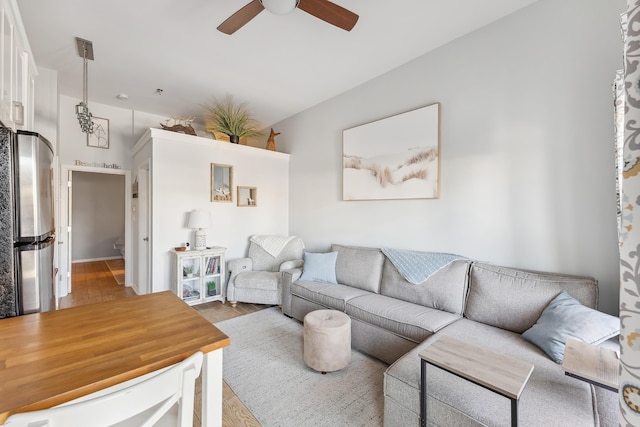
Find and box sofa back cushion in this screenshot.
[464,262,598,333]
[330,244,385,293]
[380,258,470,315]
[249,236,305,272]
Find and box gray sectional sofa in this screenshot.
[281,244,619,427]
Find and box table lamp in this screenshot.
[188,209,211,250]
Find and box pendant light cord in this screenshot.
[82,44,88,106]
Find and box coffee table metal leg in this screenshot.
[421,359,427,427]
[511,398,517,427]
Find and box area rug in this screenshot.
[215,307,387,427]
[105,259,125,285]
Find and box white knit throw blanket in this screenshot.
[250,235,296,257]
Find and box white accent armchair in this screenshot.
[226,235,304,307]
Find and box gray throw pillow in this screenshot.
[299,251,338,284]
[521,291,619,363]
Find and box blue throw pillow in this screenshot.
[521,291,619,364]
[299,251,338,284]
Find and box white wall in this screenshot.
[71,172,125,261]
[276,0,624,315]
[33,67,58,150]
[59,95,139,170]
[134,129,290,293]
[58,95,211,171]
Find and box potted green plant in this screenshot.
[207,280,216,297]
[204,95,262,143]
[183,265,194,278]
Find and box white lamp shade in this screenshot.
[260,0,299,15]
[188,210,211,229]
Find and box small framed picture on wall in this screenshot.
[87,117,110,149]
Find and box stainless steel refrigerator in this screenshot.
[0,128,55,318]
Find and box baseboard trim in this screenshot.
[72,256,124,263]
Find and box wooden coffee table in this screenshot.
[419,335,534,427]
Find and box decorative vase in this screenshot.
[229,135,240,144]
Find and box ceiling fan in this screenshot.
[217,0,358,35]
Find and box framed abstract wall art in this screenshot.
[342,103,440,201]
[87,117,109,149]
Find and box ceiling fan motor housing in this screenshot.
[260,0,300,15]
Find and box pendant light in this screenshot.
[75,37,95,134]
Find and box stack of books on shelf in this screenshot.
[205,257,219,275]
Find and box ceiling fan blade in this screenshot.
[297,0,358,31]
[217,0,265,35]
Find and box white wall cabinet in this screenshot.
[0,0,36,131]
[171,247,226,305]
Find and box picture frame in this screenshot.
[237,186,257,207]
[342,103,440,201]
[211,164,233,202]
[87,116,110,149]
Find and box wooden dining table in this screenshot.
[0,291,230,426]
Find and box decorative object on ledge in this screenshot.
[75,37,96,134]
[342,102,440,201]
[266,128,280,151]
[211,131,247,145]
[86,117,109,149]
[237,186,257,207]
[187,209,211,250]
[204,95,262,144]
[160,116,197,136]
[211,163,233,202]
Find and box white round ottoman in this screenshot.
[303,309,351,374]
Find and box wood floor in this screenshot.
[59,260,136,309]
[61,260,264,427]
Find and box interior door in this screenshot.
[138,164,150,294]
[66,169,73,293]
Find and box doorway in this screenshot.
[72,172,125,263]
[58,165,131,299]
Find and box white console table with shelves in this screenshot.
[171,247,226,305]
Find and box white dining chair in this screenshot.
[4,351,203,427]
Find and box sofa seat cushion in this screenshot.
[291,280,372,311]
[384,318,599,427]
[346,294,460,343]
[234,271,280,291]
